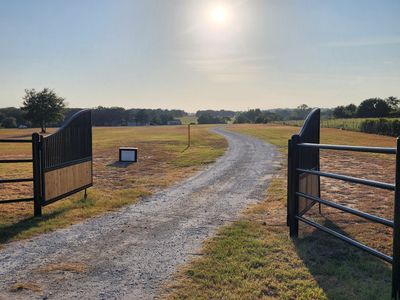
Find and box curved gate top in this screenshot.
[288,108,321,217]
[40,109,93,205]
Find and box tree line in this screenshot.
[195,105,329,124]
[332,97,399,119]
[0,106,187,130]
[0,89,187,131]
[1,88,399,129]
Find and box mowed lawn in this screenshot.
[0,125,226,245]
[167,124,396,300]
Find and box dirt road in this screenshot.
[0,128,279,299]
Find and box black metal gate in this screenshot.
[0,110,92,217]
[287,108,400,299]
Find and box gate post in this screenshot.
[288,134,300,237]
[32,133,42,217]
[287,138,292,227]
[393,137,400,299]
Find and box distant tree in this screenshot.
[357,98,390,118]
[333,104,357,118]
[345,104,357,116]
[2,117,17,128]
[297,104,310,111]
[196,110,236,119]
[234,113,250,124]
[333,106,347,118]
[386,96,400,111]
[135,109,150,124]
[21,88,66,133]
[292,104,312,120]
[0,107,27,125]
[197,113,226,124]
[320,108,334,119]
[0,112,5,124]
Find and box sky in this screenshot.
[1,0,400,112]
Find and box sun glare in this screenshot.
[210,5,228,24]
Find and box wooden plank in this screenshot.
[298,173,318,215]
[44,161,92,201]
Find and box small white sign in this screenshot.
[119,147,138,162]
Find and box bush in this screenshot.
[360,119,400,136]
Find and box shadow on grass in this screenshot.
[294,218,392,299]
[0,207,68,244]
[107,161,133,168]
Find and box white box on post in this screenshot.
[119,147,138,162]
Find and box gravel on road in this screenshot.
[0,127,279,300]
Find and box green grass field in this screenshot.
[167,124,395,300]
[277,117,400,132]
[0,125,226,245]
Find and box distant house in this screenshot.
[167,119,182,125]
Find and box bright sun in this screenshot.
[210,6,228,23]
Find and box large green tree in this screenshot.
[21,88,66,133]
[357,98,390,118]
[386,96,400,111]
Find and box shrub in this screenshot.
[360,119,400,136]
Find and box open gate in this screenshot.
[0,110,93,217]
[287,108,400,299]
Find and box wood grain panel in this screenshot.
[44,161,92,201]
[298,173,319,215]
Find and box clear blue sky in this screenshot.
[1,0,399,112]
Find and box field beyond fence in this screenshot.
[166,124,397,299]
[276,117,400,137]
[0,125,226,245]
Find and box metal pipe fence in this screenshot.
[287,108,400,299]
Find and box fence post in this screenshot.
[287,139,292,227]
[188,124,191,148]
[288,134,300,237]
[32,133,42,217]
[393,137,400,299]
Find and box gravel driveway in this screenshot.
[0,127,279,300]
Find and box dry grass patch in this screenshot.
[0,125,226,244]
[166,125,394,299]
[10,282,42,293]
[38,262,87,273]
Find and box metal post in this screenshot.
[32,133,42,217]
[288,134,300,237]
[287,139,292,227]
[188,124,191,148]
[392,137,400,299]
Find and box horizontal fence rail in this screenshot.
[0,159,33,163]
[287,108,400,299]
[0,110,93,217]
[297,215,393,263]
[299,142,397,154]
[297,168,395,191]
[0,198,34,204]
[0,178,33,184]
[296,191,394,227]
[0,135,40,214]
[0,139,32,143]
